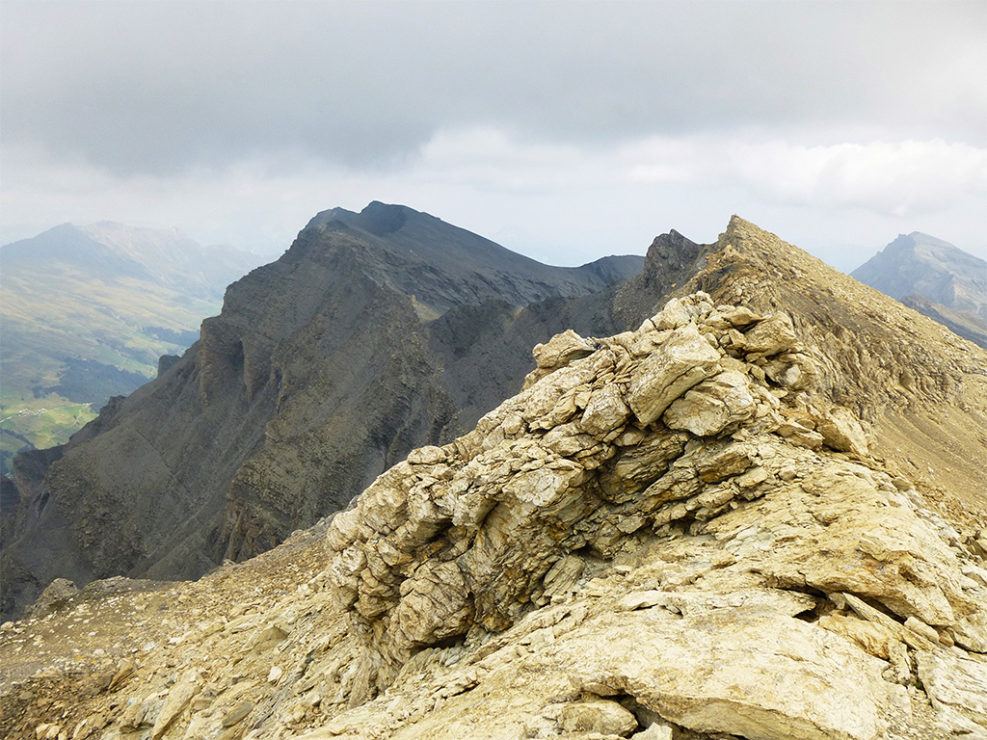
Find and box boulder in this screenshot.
[627,324,721,424]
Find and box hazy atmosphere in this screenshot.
[2,0,986,269]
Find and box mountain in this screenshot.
[0,223,259,473]
[2,217,985,739]
[852,232,987,348]
[0,202,645,619]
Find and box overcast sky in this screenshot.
[2,1,986,270]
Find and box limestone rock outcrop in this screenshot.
[2,216,986,740]
[1,203,644,620]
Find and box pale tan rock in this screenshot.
[569,608,894,740]
[773,419,824,448]
[904,616,941,644]
[525,330,599,388]
[631,723,673,740]
[816,406,870,456]
[533,330,598,370]
[391,560,473,647]
[817,613,901,660]
[558,698,638,735]
[741,311,798,355]
[718,305,763,328]
[662,370,756,436]
[627,324,721,424]
[648,298,690,330]
[151,670,199,739]
[407,446,448,465]
[580,384,631,436]
[953,610,987,653]
[916,650,987,734]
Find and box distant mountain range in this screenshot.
[0,223,258,473]
[852,232,987,348]
[1,202,646,618]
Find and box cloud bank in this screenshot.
[2,1,985,268]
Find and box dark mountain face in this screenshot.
[1,202,647,619]
[851,232,987,348]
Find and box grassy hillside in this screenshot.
[0,223,255,474]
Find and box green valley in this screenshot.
[0,222,257,474]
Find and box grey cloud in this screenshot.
[2,1,985,175]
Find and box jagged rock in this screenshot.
[3,216,987,740]
[626,323,721,424]
[661,370,757,436]
[739,311,799,355]
[568,608,900,740]
[916,650,987,736]
[558,698,638,735]
[580,384,632,436]
[531,329,598,372]
[631,722,674,740]
[816,406,870,455]
[150,669,198,738]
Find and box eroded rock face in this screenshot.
[302,292,985,738]
[3,220,987,740]
[1,203,644,621]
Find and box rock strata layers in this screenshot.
[3,216,986,740]
[0,203,644,620]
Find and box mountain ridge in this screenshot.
[2,216,985,739]
[1,204,645,620]
[852,231,987,348]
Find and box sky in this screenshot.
[2,1,986,272]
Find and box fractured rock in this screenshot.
[662,370,757,436]
[627,323,721,424]
[4,214,987,740]
[558,698,638,735]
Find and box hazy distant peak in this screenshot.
[852,231,987,335]
[2,221,260,300]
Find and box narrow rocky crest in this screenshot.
[2,215,985,739]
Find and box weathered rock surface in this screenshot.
[1,202,644,620]
[1,217,986,740]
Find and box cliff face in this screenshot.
[2,217,985,740]
[1,203,644,619]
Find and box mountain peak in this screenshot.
[851,231,987,346]
[305,201,426,236]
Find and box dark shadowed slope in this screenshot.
[1,203,644,619]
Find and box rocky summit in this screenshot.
[0,202,643,621]
[1,217,986,740]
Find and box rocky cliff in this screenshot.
[2,217,985,739]
[852,232,987,349]
[1,203,644,620]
